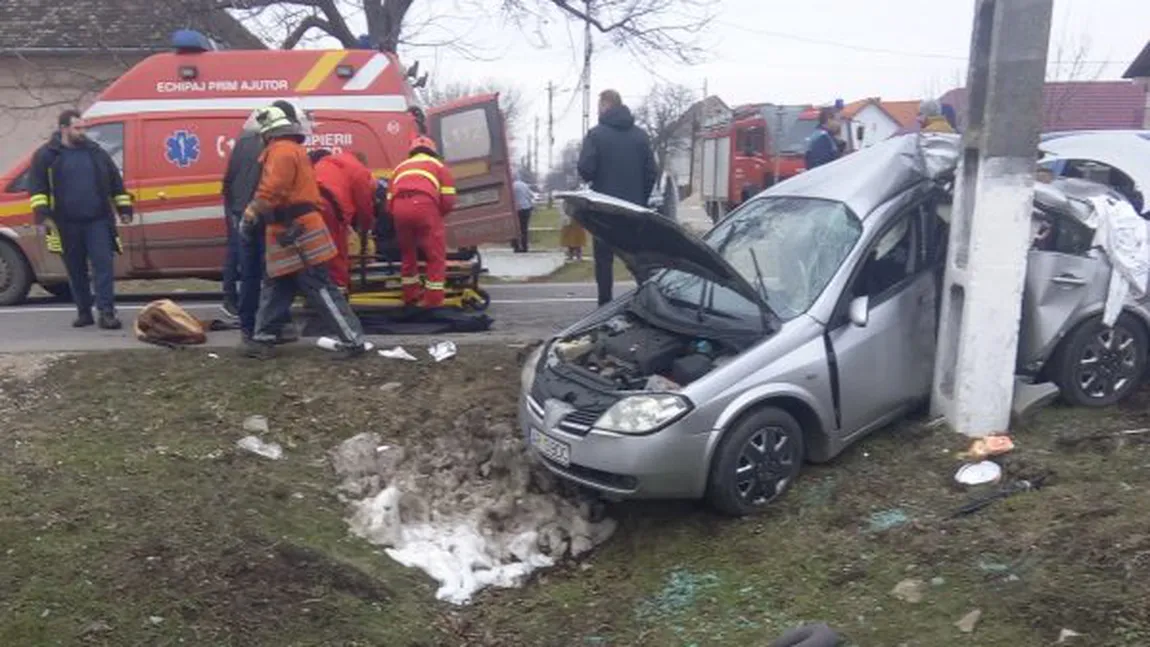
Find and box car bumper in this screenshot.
[519,392,713,499]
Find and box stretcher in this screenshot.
[345,231,492,313]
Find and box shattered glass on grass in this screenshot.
[635,569,722,621]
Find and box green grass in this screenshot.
[3,349,1150,646]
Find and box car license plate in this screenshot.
[531,428,570,467]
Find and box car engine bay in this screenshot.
[551,314,734,391]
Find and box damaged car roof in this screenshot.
[758,133,961,219]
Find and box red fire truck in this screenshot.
[699,103,816,221]
[0,35,516,305]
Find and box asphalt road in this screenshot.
[0,282,638,354]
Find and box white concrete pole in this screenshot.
[931,0,1054,436]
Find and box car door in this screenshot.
[827,203,936,435]
[426,94,516,249]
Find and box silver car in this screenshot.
[520,132,1150,516]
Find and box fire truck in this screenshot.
[699,103,816,221]
[0,32,516,306]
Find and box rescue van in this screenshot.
[0,37,516,305]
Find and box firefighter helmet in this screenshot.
[255,105,304,139]
[409,135,439,157]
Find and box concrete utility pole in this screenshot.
[581,0,593,137]
[931,0,1054,436]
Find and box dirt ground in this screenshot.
[2,347,1150,646]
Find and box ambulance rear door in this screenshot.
[426,94,517,249]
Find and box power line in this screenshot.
[717,19,1128,65]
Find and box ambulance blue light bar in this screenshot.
[172,30,215,53]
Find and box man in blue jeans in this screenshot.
[29,110,133,329]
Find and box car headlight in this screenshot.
[521,344,544,391]
[595,394,692,435]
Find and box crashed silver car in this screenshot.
[520,132,1150,516]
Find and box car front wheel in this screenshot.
[1052,312,1148,407]
[706,406,805,516]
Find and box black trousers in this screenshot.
[514,208,532,252]
[594,238,614,306]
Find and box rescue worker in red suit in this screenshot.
[309,149,377,291]
[388,136,456,308]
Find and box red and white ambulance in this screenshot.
[0,41,516,305]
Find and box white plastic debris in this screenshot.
[428,341,458,362]
[242,415,269,434]
[317,336,375,353]
[955,461,1002,486]
[645,375,681,391]
[1089,195,1149,326]
[237,436,284,460]
[207,353,220,359]
[1058,628,1083,643]
[379,346,418,362]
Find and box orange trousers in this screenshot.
[317,200,351,289]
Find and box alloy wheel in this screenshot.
[1075,326,1139,400]
[734,425,795,505]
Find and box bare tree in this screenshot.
[1045,32,1107,129]
[418,78,526,142]
[499,0,717,66]
[633,83,696,167]
[544,139,582,191]
[214,0,414,51]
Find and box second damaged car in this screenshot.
[521,132,1150,515]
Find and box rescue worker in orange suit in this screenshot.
[239,105,367,360]
[388,136,456,308]
[308,149,377,291]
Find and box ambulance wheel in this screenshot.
[0,240,32,306]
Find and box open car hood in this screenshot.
[1039,132,1150,206]
[555,190,768,310]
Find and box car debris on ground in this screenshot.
[379,346,418,361]
[236,436,284,460]
[954,461,1003,486]
[428,341,458,362]
[951,474,1050,517]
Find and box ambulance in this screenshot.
[0,35,517,306]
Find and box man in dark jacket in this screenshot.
[29,110,133,329]
[577,89,658,305]
[221,100,301,340]
[804,108,845,170]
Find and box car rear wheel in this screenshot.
[1052,312,1148,407]
[706,406,805,516]
[0,240,32,306]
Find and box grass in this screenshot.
[3,348,1150,646]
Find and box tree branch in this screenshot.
[281,15,334,48]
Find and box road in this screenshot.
[0,282,639,354]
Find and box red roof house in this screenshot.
[939,81,1147,132]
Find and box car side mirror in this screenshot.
[849,295,869,327]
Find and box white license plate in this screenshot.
[531,428,570,467]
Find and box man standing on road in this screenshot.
[222,101,301,342]
[804,108,844,170]
[918,99,957,134]
[29,110,133,330]
[241,105,367,360]
[577,89,658,306]
[511,174,534,253]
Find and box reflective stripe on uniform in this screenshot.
[114,194,132,207]
[411,153,443,167]
[440,186,456,195]
[45,226,62,254]
[393,168,441,190]
[425,281,445,291]
[30,194,49,209]
[401,276,421,285]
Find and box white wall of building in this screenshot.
[846,104,901,150]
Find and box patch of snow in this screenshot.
[331,411,617,605]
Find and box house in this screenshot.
[938,81,1147,133]
[1123,40,1150,128]
[796,98,914,150]
[0,0,263,169]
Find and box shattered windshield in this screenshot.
[653,197,862,321]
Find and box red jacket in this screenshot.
[314,152,377,232]
[387,153,457,215]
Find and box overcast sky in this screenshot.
[290,0,1150,169]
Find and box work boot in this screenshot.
[274,323,300,345]
[73,310,94,328]
[241,340,274,360]
[332,342,368,361]
[97,311,122,330]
